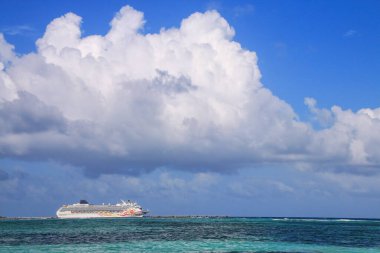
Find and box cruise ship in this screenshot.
[56,200,148,219]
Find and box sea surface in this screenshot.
[1,217,380,252]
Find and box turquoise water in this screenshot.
[1,217,380,252]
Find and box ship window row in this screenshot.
[70,210,123,213]
[61,208,127,212]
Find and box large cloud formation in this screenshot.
[0,6,379,176]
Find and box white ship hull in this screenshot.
[56,212,143,219]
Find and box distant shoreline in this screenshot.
[1,216,380,221]
[0,215,229,220]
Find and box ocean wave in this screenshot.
[271,218,380,223]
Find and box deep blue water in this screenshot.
[1,217,379,252]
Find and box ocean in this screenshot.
[1,217,379,252]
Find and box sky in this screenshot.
[0,0,380,218]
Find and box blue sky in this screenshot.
[1,0,380,218]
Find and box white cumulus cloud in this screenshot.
[0,5,380,176]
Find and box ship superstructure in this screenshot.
[56,200,148,219]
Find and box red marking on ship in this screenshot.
[121,209,135,216]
